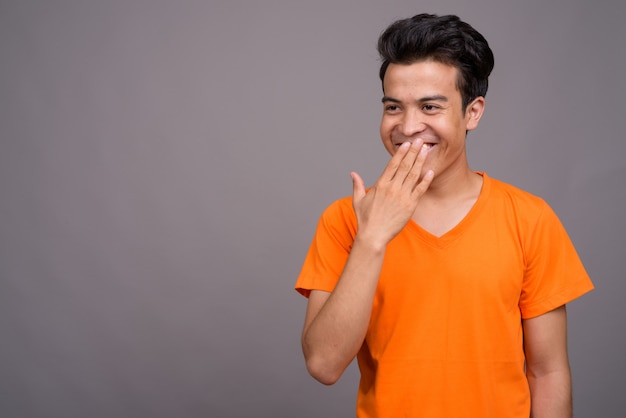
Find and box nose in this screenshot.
[399,110,426,138]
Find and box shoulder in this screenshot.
[484,174,551,216]
[317,195,358,236]
[320,195,355,221]
[481,174,564,241]
[323,194,354,213]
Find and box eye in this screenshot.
[384,104,400,113]
[422,104,439,112]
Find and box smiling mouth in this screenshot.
[394,142,437,150]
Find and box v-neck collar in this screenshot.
[404,172,491,248]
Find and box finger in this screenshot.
[394,139,424,182]
[402,143,429,187]
[413,169,435,195]
[351,171,366,202]
[379,141,411,182]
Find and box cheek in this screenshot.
[379,121,390,140]
[379,123,395,154]
[380,116,396,135]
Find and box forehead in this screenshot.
[382,60,461,100]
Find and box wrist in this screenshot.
[353,232,388,255]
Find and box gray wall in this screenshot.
[1,0,623,416]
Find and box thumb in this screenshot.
[351,171,366,201]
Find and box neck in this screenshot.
[423,165,482,202]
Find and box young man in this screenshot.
[295,13,593,418]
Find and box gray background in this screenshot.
[0,0,624,417]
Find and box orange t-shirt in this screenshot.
[295,173,594,418]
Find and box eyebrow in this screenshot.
[381,95,448,103]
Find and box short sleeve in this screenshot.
[519,202,594,318]
[294,197,357,298]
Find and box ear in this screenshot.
[465,96,485,131]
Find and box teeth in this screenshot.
[394,142,435,149]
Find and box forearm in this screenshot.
[527,366,572,417]
[302,141,433,384]
[302,235,385,384]
[523,306,572,418]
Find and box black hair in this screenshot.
[377,14,494,110]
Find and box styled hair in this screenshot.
[377,13,494,110]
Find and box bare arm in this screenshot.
[301,140,433,385]
[523,305,572,418]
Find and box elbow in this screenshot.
[305,354,343,386]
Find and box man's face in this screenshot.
[380,60,483,182]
